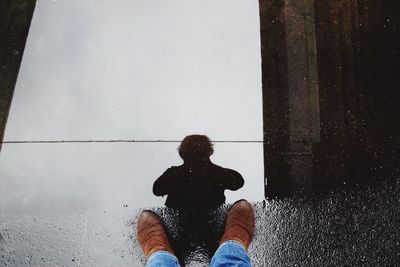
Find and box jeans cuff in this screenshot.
[148,250,178,262]
[219,239,246,250]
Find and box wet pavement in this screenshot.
[1,182,399,266]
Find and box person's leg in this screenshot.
[210,240,251,266]
[210,200,255,267]
[137,210,181,267]
[147,250,180,267]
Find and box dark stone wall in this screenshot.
[260,0,400,198]
[313,0,400,191]
[259,0,292,199]
[0,0,36,150]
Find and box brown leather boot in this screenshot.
[220,200,255,250]
[136,210,175,257]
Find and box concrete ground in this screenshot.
[1,181,399,266]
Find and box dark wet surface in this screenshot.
[1,182,400,266]
[132,182,400,266]
[155,207,228,265]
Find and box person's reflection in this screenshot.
[152,134,245,263]
[153,134,244,210]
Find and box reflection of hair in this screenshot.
[178,135,214,160]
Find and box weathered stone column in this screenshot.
[259,0,320,198]
[261,0,400,197]
[284,0,320,196]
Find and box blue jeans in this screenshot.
[147,240,251,267]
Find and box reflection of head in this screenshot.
[178,135,214,161]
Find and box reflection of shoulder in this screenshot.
[211,164,240,177]
[171,165,184,171]
[210,162,223,170]
[213,163,234,172]
[221,165,243,179]
[164,165,183,175]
